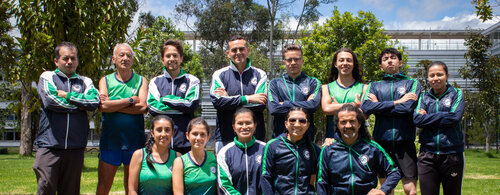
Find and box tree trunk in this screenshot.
[19,86,33,156]
[485,128,490,153]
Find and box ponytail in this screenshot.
[145,135,156,171]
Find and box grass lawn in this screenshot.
[0,149,499,194]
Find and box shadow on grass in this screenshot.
[82,166,98,172]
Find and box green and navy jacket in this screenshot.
[413,84,465,154]
[36,69,100,149]
[316,132,400,195]
[260,133,320,195]
[210,59,268,142]
[268,72,321,138]
[361,72,422,142]
[147,69,200,149]
[217,137,266,195]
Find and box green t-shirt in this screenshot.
[181,151,217,195]
[326,81,364,138]
[138,148,175,195]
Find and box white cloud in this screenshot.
[386,14,500,30]
[396,0,456,21]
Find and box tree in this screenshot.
[175,0,272,77]
[6,0,137,156]
[300,8,407,83]
[472,0,499,22]
[130,15,203,81]
[460,32,500,153]
[413,59,432,91]
[291,0,336,41]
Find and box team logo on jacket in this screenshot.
[251,77,258,85]
[256,155,262,165]
[443,98,452,107]
[71,84,81,92]
[397,87,406,95]
[210,166,216,173]
[304,150,310,160]
[179,83,187,93]
[301,87,309,95]
[359,154,369,166]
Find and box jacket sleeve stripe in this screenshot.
[43,79,77,109]
[450,88,463,112]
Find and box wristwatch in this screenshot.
[128,97,134,106]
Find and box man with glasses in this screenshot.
[268,44,321,138]
[210,35,268,152]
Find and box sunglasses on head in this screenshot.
[287,118,308,124]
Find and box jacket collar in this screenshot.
[229,58,252,73]
[427,84,452,99]
[283,72,306,81]
[234,136,256,149]
[382,71,409,81]
[55,69,78,79]
[163,68,186,79]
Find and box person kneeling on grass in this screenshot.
[172,118,217,195]
[317,104,401,195]
[128,115,179,195]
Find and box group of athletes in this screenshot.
[33,34,465,195]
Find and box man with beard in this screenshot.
[316,104,400,195]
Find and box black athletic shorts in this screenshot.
[378,141,418,180]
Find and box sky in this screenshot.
[128,0,499,33]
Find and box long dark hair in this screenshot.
[334,104,371,140]
[328,48,362,83]
[285,107,318,173]
[145,115,174,171]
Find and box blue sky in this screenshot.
[131,0,499,32]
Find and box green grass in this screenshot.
[0,149,499,194]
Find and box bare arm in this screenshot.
[172,157,184,195]
[127,149,143,195]
[99,76,148,114]
[118,77,148,114]
[321,84,362,115]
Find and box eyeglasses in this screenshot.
[287,118,308,124]
[284,57,302,63]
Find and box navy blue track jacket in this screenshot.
[260,134,320,195]
[36,69,100,149]
[268,72,321,138]
[210,59,268,142]
[147,69,200,149]
[361,72,422,142]
[217,137,266,195]
[413,85,465,154]
[316,132,401,195]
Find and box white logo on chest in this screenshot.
[442,98,452,107]
[131,88,137,95]
[179,83,187,93]
[71,84,81,92]
[251,77,258,86]
[301,86,310,95]
[256,155,262,165]
[397,86,407,95]
[304,150,310,160]
[210,166,216,173]
[359,154,369,166]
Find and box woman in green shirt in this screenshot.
[172,118,217,195]
[128,115,177,195]
[321,48,367,144]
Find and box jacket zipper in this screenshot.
[65,78,71,149]
[435,99,440,154]
[391,80,395,148]
[349,148,354,195]
[171,78,175,148]
[245,143,249,195]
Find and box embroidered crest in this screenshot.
[210,166,216,173]
[301,86,310,95]
[179,83,187,93]
[443,98,452,107]
[256,155,262,165]
[131,88,137,95]
[71,84,81,92]
[251,77,258,85]
[304,150,310,160]
[397,86,407,95]
[359,154,369,166]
